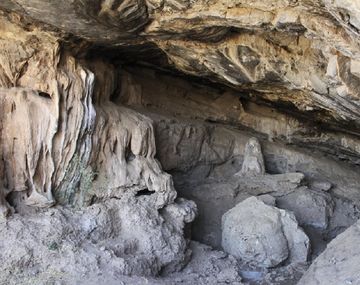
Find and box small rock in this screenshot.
[310,180,332,192]
[258,194,276,206]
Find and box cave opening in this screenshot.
[1,2,360,284]
[108,58,360,265]
[66,42,360,283]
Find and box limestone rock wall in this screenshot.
[0,12,199,282]
[115,65,360,254]
[118,66,360,166]
[0,2,360,284]
[0,14,176,215]
[1,1,360,137]
[116,66,360,204]
[146,0,360,132]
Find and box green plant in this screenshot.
[48,241,59,251]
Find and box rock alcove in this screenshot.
[0,1,360,284]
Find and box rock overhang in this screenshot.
[0,1,360,135]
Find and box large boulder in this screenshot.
[277,187,334,230]
[298,219,360,285]
[222,196,310,268]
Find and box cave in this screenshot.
[0,1,360,285]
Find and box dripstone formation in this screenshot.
[0,1,360,284]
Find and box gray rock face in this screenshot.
[165,241,243,285]
[0,195,196,283]
[277,187,334,229]
[0,19,178,215]
[122,68,360,203]
[2,0,360,147]
[221,196,310,268]
[0,2,360,285]
[298,219,360,285]
[49,241,244,285]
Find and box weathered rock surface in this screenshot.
[114,69,360,265]
[222,196,310,268]
[0,13,199,284]
[38,241,243,285]
[0,1,360,284]
[0,195,196,283]
[163,241,243,285]
[298,219,360,285]
[2,0,360,144]
[119,68,360,203]
[277,187,335,230]
[0,15,178,215]
[147,115,360,249]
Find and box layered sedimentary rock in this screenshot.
[1,0,360,140]
[0,1,360,284]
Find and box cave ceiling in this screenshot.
[1,0,360,136]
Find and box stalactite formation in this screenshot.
[0,1,360,284]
